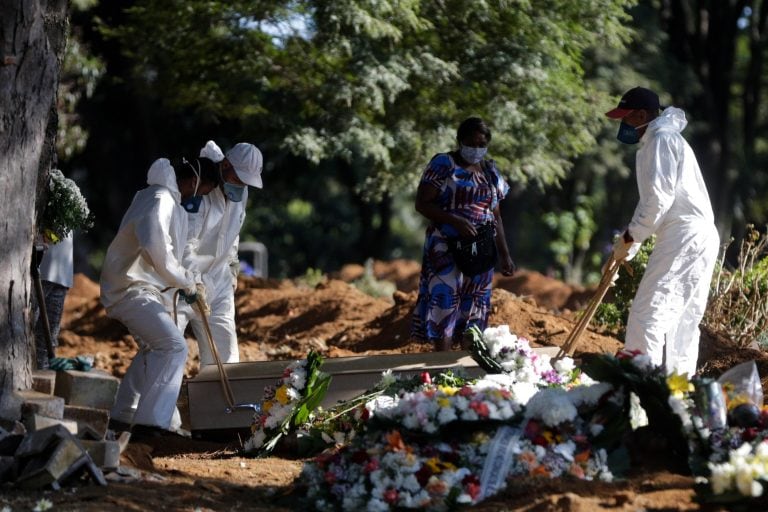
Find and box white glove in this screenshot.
[612,236,641,262]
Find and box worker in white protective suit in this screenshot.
[175,140,263,367]
[606,86,720,376]
[101,156,221,437]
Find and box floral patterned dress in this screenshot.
[411,153,510,344]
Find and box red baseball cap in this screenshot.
[605,87,661,119]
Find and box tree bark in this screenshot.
[0,0,68,420]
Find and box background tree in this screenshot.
[0,0,69,418]
[67,0,635,277]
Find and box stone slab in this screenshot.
[63,405,109,440]
[16,437,85,489]
[23,414,78,435]
[18,389,65,419]
[32,370,56,395]
[54,370,119,409]
[80,439,120,470]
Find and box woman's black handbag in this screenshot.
[447,223,498,276]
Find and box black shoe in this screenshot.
[108,418,132,433]
[130,424,189,441]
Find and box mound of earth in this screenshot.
[57,267,622,378]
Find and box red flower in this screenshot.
[462,474,481,500]
[383,488,399,504]
[324,471,336,485]
[458,386,474,397]
[616,349,643,360]
[469,401,490,417]
[364,459,380,474]
[420,372,432,384]
[743,427,759,442]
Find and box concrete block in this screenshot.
[80,439,120,469]
[54,370,119,409]
[15,424,70,458]
[17,390,65,419]
[16,436,85,489]
[63,405,108,439]
[23,414,78,435]
[32,370,56,395]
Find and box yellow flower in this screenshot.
[666,373,694,399]
[275,385,291,405]
[263,400,273,413]
[438,385,458,396]
[437,397,451,408]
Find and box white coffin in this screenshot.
[186,348,560,432]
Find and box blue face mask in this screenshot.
[616,120,650,145]
[460,145,488,164]
[223,182,246,202]
[181,195,203,213]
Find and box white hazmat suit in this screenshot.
[176,140,262,366]
[101,158,198,430]
[623,107,720,376]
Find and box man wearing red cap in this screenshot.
[605,87,719,376]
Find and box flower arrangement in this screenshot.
[371,384,524,434]
[466,324,582,388]
[302,375,618,510]
[303,428,489,511]
[243,350,330,455]
[39,169,94,243]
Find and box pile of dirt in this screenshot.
[57,267,622,377]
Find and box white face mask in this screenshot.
[460,145,488,164]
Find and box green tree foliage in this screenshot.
[637,0,768,237]
[81,0,635,276]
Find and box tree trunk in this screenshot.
[0,0,68,420]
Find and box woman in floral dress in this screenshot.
[411,117,516,351]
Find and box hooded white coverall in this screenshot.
[176,141,246,365]
[623,107,720,376]
[101,158,198,429]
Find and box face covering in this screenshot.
[460,145,488,164]
[180,159,203,213]
[223,182,246,202]
[616,121,650,145]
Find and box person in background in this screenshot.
[101,156,220,437]
[176,141,263,367]
[411,117,515,352]
[606,86,720,376]
[33,233,73,369]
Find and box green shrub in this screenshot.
[703,225,768,348]
[297,267,326,288]
[351,259,396,300]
